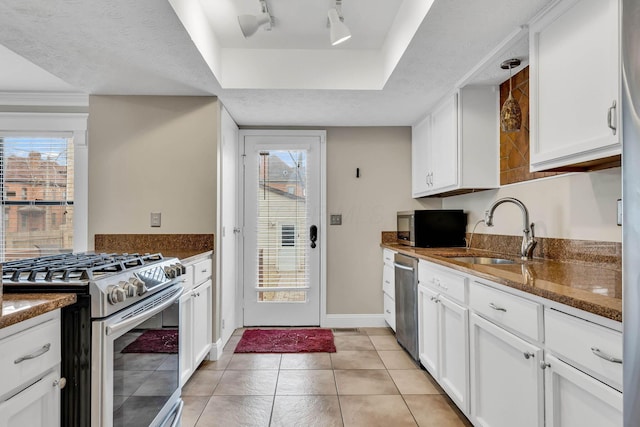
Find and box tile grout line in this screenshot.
[267,355,282,426]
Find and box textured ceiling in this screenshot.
[0,0,553,126]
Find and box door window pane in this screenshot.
[255,150,308,303]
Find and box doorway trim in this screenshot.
[238,129,327,327]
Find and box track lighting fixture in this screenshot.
[238,0,272,38]
[328,0,351,46]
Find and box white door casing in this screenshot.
[219,106,239,346]
[241,130,325,326]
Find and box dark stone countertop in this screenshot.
[382,243,621,322]
[0,293,77,330]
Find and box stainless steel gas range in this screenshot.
[2,252,186,427]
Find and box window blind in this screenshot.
[256,150,308,302]
[0,136,74,261]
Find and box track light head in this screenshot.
[328,8,351,46]
[238,12,271,38]
[238,0,272,38]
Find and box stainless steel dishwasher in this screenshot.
[394,253,419,360]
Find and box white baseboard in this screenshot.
[321,314,388,328]
[208,339,224,361]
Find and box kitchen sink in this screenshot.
[447,256,517,265]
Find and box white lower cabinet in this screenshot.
[382,249,396,331]
[193,279,213,365]
[179,255,213,387]
[0,311,62,427]
[418,285,469,413]
[418,286,439,375]
[469,312,544,427]
[411,258,623,427]
[544,354,622,427]
[179,291,195,387]
[0,370,60,427]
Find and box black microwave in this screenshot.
[397,210,467,248]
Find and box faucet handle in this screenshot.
[530,222,535,238]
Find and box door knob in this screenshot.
[310,225,318,249]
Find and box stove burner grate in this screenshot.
[2,252,164,283]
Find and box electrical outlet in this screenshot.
[330,214,342,225]
[150,212,161,227]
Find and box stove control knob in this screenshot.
[131,277,148,296]
[107,285,127,305]
[177,263,186,274]
[172,264,183,277]
[122,280,137,297]
[164,266,176,279]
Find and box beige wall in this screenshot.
[325,127,440,314]
[443,167,622,242]
[87,96,218,247]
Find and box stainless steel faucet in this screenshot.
[484,197,537,260]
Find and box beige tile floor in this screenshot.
[181,327,472,427]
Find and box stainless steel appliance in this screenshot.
[622,1,639,425]
[394,253,419,360]
[2,253,186,427]
[397,210,467,248]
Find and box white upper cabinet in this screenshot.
[412,86,499,198]
[529,0,620,171]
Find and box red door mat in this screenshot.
[121,329,178,354]
[235,328,336,353]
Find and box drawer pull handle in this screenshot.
[201,269,208,273]
[590,347,622,364]
[14,343,51,364]
[489,303,507,312]
[523,351,535,360]
[607,100,617,135]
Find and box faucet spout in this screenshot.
[484,197,536,260]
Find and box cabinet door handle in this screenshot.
[385,309,391,314]
[591,347,622,364]
[607,100,617,135]
[540,361,551,370]
[489,302,507,312]
[523,351,535,360]
[14,343,51,364]
[53,377,67,389]
[384,280,390,285]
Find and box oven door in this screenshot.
[91,284,183,427]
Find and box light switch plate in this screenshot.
[330,214,342,225]
[150,212,161,227]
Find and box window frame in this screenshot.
[0,112,88,259]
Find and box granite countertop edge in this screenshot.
[381,243,622,323]
[1,293,77,330]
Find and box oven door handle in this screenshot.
[105,287,182,336]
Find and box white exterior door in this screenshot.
[241,130,324,326]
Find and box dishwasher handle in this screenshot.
[393,262,415,272]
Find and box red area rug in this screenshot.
[235,328,336,353]
[121,329,178,354]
